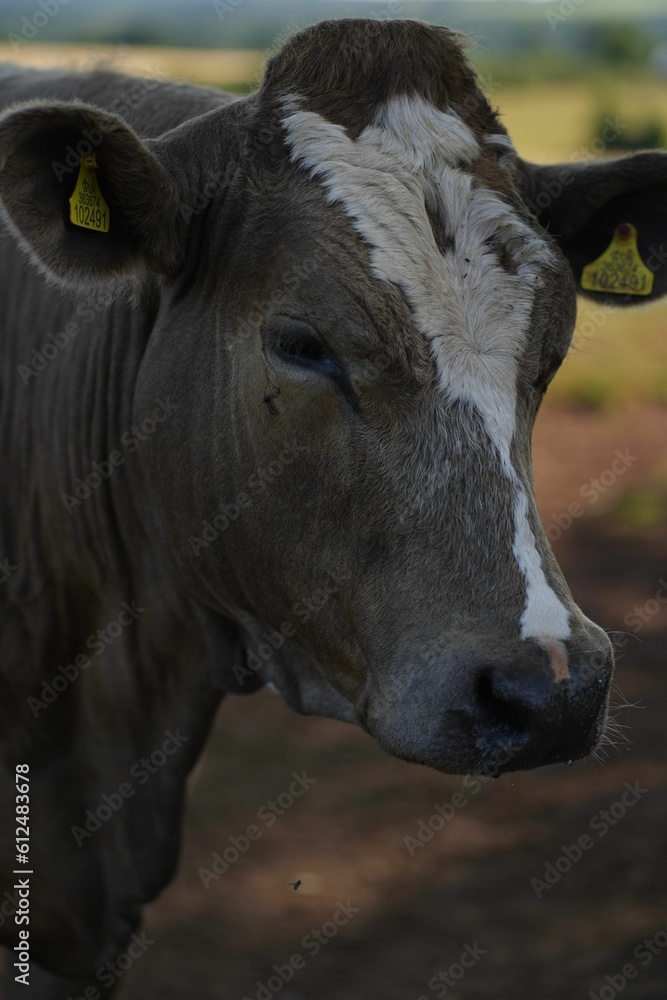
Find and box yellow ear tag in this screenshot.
[581,223,653,297]
[69,154,109,233]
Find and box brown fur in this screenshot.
[259,18,500,139]
[255,19,518,210]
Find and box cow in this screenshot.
[0,16,665,998]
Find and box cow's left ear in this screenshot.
[516,151,667,305]
[0,100,191,289]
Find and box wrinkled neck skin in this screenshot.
[0,229,352,966]
[0,238,246,972]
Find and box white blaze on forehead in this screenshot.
[282,93,571,645]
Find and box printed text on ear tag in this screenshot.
[69,154,109,233]
[581,223,653,297]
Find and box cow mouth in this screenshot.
[358,670,611,778]
[469,701,608,777]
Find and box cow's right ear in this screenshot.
[515,151,667,305]
[0,100,188,289]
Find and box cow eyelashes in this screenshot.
[277,332,327,363]
[268,327,341,378]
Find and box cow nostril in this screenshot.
[457,649,611,773]
[474,673,532,741]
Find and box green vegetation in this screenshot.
[590,110,666,151]
[470,19,661,87]
[585,22,653,65]
[613,487,666,529]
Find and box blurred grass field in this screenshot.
[1,42,666,408]
[0,42,264,89]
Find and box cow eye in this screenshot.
[269,327,340,377]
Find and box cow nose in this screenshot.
[471,652,613,773]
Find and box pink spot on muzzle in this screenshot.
[543,639,571,683]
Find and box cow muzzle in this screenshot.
[361,624,614,776]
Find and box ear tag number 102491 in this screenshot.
[69,154,110,233]
[581,222,653,297]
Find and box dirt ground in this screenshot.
[105,398,666,1000]
[3,399,666,1000]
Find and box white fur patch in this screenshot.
[282,93,571,644]
[483,132,516,168]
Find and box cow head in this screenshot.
[1,19,666,776]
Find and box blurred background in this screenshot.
[1,1,666,997]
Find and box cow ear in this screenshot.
[517,151,667,305]
[0,100,186,289]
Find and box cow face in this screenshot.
[1,19,666,776]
